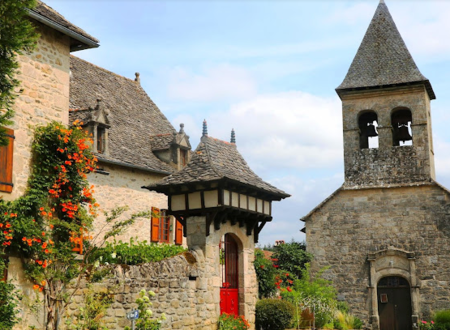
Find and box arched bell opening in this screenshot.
[358,111,379,149]
[377,276,412,330]
[391,108,413,146]
[219,233,240,316]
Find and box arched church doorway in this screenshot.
[219,233,239,316]
[378,276,412,330]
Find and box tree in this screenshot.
[272,240,312,280]
[0,0,39,145]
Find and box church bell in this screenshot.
[365,123,378,137]
[396,124,412,142]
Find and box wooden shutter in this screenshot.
[175,219,183,245]
[151,207,160,242]
[0,128,14,193]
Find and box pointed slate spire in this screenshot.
[202,119,208,137]
[230,129,236,144]
[336,0,435,99]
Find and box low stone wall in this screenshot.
[65,248,218,330]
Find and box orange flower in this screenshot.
[40,207,44,211]
[42,242,47,248]
[41,280,46,286]
[33,284,40,290]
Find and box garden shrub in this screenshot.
[218,313,250,330]
[124,289,166,330]
[254,249,278,298]
[255,298,295,330]
[334,310,363,330]
[434,310,450,330]
[90,238,186,265]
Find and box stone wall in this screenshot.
[186,217,258,328]
[304,184,450,327]
[64,250,215,330]
[340,85,435,188]
[2,22,71,202]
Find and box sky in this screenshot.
[43,0,450,246]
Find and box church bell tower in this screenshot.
[336,0,436,189]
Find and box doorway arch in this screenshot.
[220,233,239,316]
[368,247,420,330]
[378,276,412,330]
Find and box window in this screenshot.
[0,128,14,193]
[180,149,188,167]
[391,109,412,146]
[97,126,105,153]
[358,112,378,149]
[151,207,170,243]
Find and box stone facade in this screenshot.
[89,163,186,245]
[62,218,257,330]
[342,86,435,189]
[304,184,450,326]
[303,2,450,329]
[3,22,71,201]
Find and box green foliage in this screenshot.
[65,284,114,330]
[272,240,312,280]
[433,310,450,330]
[255,298,295,330]
[0,260,21,330]
[254,249,278,298]
[0,121,149,330]
[90,238,186,265]
[334,310,362,330]
[218,313,250,330]
[124,289,166,330]
[281,264,337,329]
[0,0,39,145]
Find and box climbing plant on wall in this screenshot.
[0,121,150,330]
[0,0,39,145]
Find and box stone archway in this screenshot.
[377,276,412,330]
[367,247,420,330]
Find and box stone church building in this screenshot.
[302,1,450,330]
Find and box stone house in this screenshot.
[0,0,189,247]
[68,56,190,245]
[301,1,450,330]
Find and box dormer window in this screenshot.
[180,149,188,167]
[97,126,106,153]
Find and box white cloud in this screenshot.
[167,64,257,102]
[208,91,343,172]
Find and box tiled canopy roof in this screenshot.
[148,136,289,199]
[336,1,435,100]
[32,1,99,50]
[69,56,177,174]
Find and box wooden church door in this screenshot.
[378,276,412,330]
[220,234,239,316]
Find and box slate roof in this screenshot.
[69,56,177,174]
[147,136,290,199]
[31,1,99,51]
[150,134,176,151]
[336,0,435,100]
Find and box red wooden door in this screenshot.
[220,234,239,316]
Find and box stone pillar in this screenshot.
[368,257,380,330]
